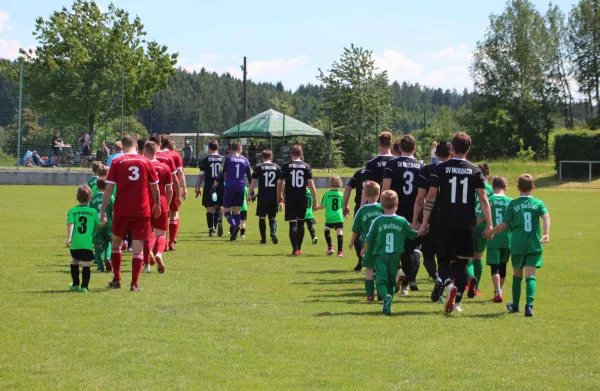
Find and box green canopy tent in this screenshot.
[220,109,324,139]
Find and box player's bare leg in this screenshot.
[153,229,167,274]
[108,236,123,289]
[130,239,144,291]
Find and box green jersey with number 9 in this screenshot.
[321,190,344,224]
[305,189,314,219]
[502,196,548,255]
[365,214,418,257]
[67,205,100,250]
[482,194,512,249]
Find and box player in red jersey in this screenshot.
[159,136,187,251]
[150,134,180,200]
[143,141,173,274]
[101,135,161,292]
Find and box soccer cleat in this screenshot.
[240,234,246,238]
[445,284,458,313]
[104,260,112,272]
[209,229,215,237]
[337,251,343,257]
[80,287,88,293]
[353,261,362,272]
[326,247,334,256]
[69,284,80,292]
[383,294,393,315]
[156,255,165,274]
[525,305,534,317]
[127,247,133,253]
[259,240,267,245]
[475,289,482,297]
[130,285,142,292]
[217,221,224,237]
[506,302,520,313]
[168,244,176,251]
[492,293,503,303]
[270,233,279,244]
[297,249,303,255]
[410,283,419,291]
[121,241,128,251]
[367,296,374,302]
[312,237,318,245]
[142,264,151,273]
[401,286,409,296]
[96,267,104,273]
[230,226,240,241]
[108,279,121,289]
[431,280,444,303]
[149,252,156,266]
[454,302,463,312]
[467,277,478,299]
[291,250,300,256]
[395,269,406,294]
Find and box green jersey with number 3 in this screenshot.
[482,194,512,249]
[67,205,100,250]
[305,189,314,219]
[365,215,418,257]
[352,203,384,242]
[502,196,548,255]
[321,190,344,224]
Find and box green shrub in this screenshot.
[554,130,600,178]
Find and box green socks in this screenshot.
[104,242,112,261]
[526,276,537,306]
[512,276,523,309]
[466,260,474,278]
[365,279,375,297]
[473,260,484,289]
[95,246,104,269]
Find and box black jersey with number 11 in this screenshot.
[280,160,313,200]
[252,162,281,201]
[428,158,485,230]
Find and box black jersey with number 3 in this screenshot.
[383,156,427,221]
[252,162,281,201]
[199,154,224,187]
[429,158,485,230]
[280,160,313,201]
[363,154,394,187]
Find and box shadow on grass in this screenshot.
[23,288,108,294]
[292,278,363,285]
[298,270,352,275]
[314,310,434,317]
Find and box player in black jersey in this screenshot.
[382,135,428,295]
[360,132,395,207]
[248,150,281,245]
[343,167,365,271]
[278,144,318,255]
[420,133,493,314]
[196,140,225,237]
[413,141,452,302]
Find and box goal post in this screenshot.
[559,161,600,182]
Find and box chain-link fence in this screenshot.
[0,61,125,169]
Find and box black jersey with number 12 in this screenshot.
[280,160,313,200]
[383,156,427,221]
[252,162,281,201]
[199,154,224,187]
[428,158,485,230]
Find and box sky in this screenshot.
[0,0,578,92]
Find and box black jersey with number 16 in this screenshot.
[383,156,427,221]
[252,162,281,201]
[280,160,313,200]
[199,154,224,187]
[428,158,485,230]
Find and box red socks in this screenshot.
[169,219,179,245]
[111,249,122,281]
[142,240,151,265]
[155,235,167,254]
[131,254,143,287]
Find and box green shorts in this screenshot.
[93,225,112,246]
[362,248,375,270]
[474,223,488,253]
[511,253,543,269]
[486,248,510,265]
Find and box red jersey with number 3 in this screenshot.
[106,153,159,218]
[150,159,173,203]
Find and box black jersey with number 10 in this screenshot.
[199,154,224,187]
[280,160,313,200]
[252,162,281,201]
[383,156,427,221]
[428,158,485,230]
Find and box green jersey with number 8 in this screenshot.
[365,215,418,257]
[321,190,344,224]
[67,205,100,250]
[502,196,548,255]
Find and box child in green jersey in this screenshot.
[315,176,345,256]
[87,161,101,195]
[479,176,512,303]
[89,178,115,272]
[361,190,426,315]
[240,186,249,238]
[487,174,550,317]
[349,181,384,301]
[66,185,104,292]
[304,188,318,244]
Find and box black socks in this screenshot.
[70,264,80,286]
[259,219,267,241]
[81,266,91,289]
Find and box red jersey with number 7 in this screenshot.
[106,153,159,218]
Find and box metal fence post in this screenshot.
[16,60,23,170]
[589,162,592,182]
[559,161,562,181]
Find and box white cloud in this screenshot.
[0,11,14,34]
[429,44,472,61]
[373,49,424,82]
[0,38,21,60]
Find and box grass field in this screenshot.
[1,185,600,390]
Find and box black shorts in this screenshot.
[305,218,316,226]
[436,228,475,260]
[325,222,344,230]
[285,198,307,221]
[256,198,278,218]
[202,186,223,207]
[70,249,95,262]
[240,211,248,221]
[421,218,438,260]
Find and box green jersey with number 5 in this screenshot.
[321,190,344,224]
[502,196,548,255]
[365,215,418,257]
[482,194,512,249]
[67,205,100,250]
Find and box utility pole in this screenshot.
[241,56,248,121]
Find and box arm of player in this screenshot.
[486,222,507,240]
[196,173,204,197]
[248,178,257,202]
[100,183,114,223]
[172,173,180,199]
[360,186,367,207]
[349,232,359,250]
[477,188,493,229]
[421,187,438,228]
[66,224,73,247]
[381,178,391,192]
[308,179,318,209]
[166,184,173,207]
[412,187,427,227]
[541,214,551,243]
[177,170,187,200]
[151,183,161,218]
[277,179,284,204]
[342,186,352,218]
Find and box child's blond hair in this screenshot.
[96,165,108,178]
[77,185,92,204]
[364,181,380,199]
[518,174,535,192]
[380,190,398,210]
[91,161,101,174]
[329,176,343,188]
[492,176,508,190]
